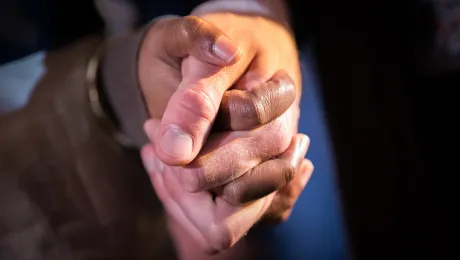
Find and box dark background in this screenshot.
[288,0,458,259]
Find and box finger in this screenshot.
[232,45,302,133]
[221,134,309,205]
[149,41,255,166]
[150,57,244,166]
[234,36,301,93]
[145,144,276,253]
[138,16,241,119]
[152,112,293,193]
[162,166,274,252]
[146,15,242,66]
[214,70,296,132]
[141,16,250,166]
[141,145,210,250]
[262,159,314,225]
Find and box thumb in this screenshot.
[149,15,242,66]
[146,57,232,166]
[144,17,247,166]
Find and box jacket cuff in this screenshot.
[191,0,291,30]
[101,26,150,149]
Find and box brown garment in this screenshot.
[0,37,174,260]
[0,33,262,260]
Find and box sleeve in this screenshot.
[192,0,310,45]
[92,0,153,148]
[100,26,151,148]
[0,36,174,260]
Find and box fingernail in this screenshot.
[160,125,193,159]
[142,152,156,172]
[300,161,313,187]
[213,35,239,63]
[298,135,310,151]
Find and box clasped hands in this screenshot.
[137,14,313,254]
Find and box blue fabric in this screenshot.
[0,51,46,114]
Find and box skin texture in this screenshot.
[137,13,311,256]
[141,135,313,253]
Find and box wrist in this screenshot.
[86,43,136,148]
[98,27,151,149]
[100,15,181,149]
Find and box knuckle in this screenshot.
[235,95,260,127]
[228,91,272,130]
[180,16,206,41]
[179,86,217,124]
[274,71,296,93]
[283,163,297,186]
[277,178,302,204]
[204,222,236,251]
[276,78,297,110]
[177,166,202,192]
[279,184,299,201]
[181,15,216,53]
[246,94,266,126]
[223,182,246,205]
[263,118,292,155]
